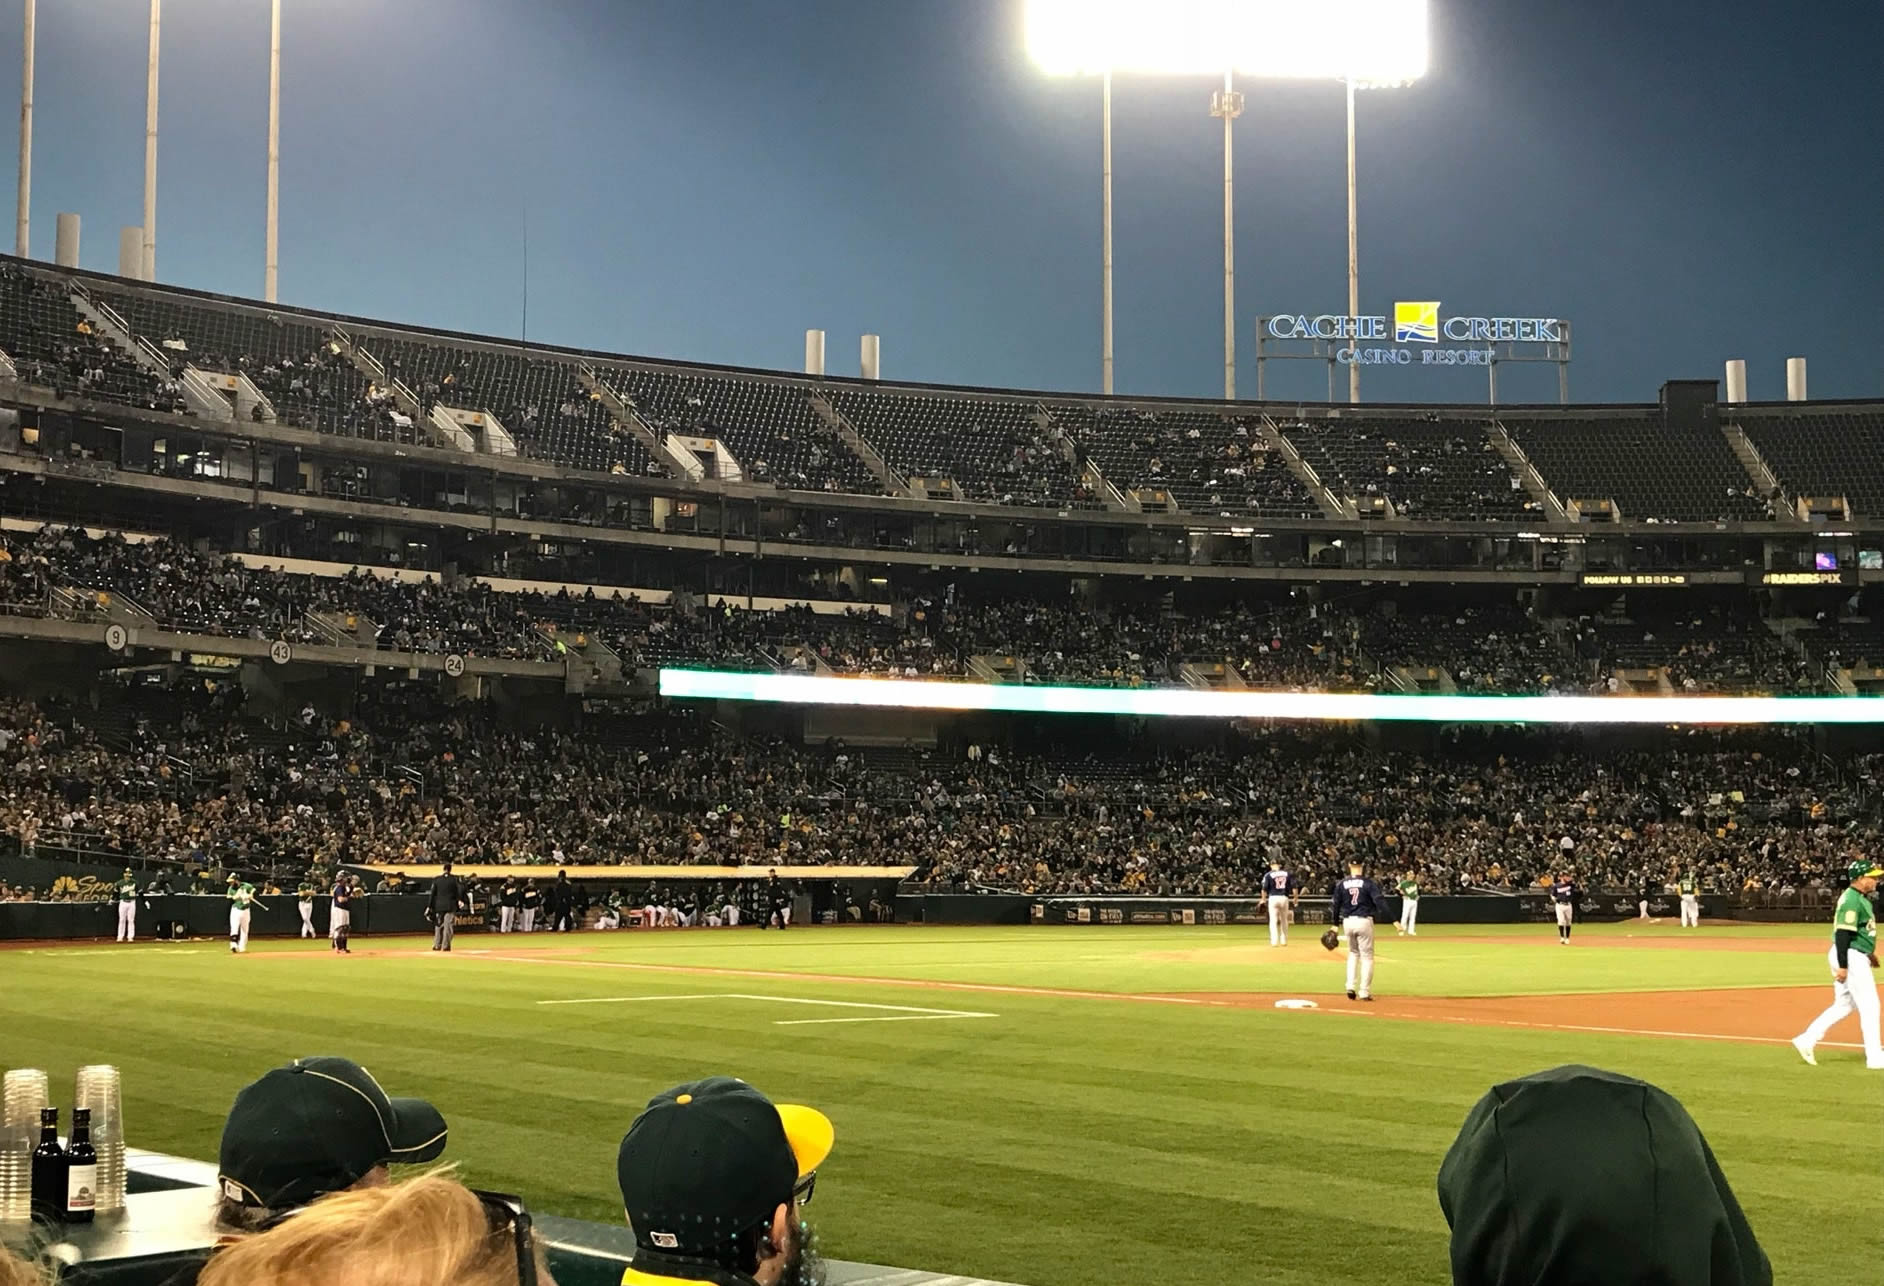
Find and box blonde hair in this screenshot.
[0,1247,52,1286]
[198,1172,551,1286]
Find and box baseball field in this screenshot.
[0,919,1862,1284]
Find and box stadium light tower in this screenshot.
[17,0,33,259]
[1026,0,1428,402]
[265,0,281,301]
[142,0,160,281]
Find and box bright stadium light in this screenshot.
[661,670,1884,727]
[1026,0,1429,403]
[1026,0,1430,82]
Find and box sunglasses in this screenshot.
[475,1189,539,1286]
[792,1172,816,1209]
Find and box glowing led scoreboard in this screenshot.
[661,670,1884,726]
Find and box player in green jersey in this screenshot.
[1395,871,1421,936]
[227,876,259,954]
[1677,871,1702,928]
[1792,858,1883,1069]
[114,868,140,942]
[296,879,317,938]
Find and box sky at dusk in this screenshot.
[0,0,1877,406]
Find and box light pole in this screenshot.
[1101,70,1112,396]
[1345,76,1359,404]
[1026,0,1428,404]
[16,0,33,259]
[265,0,281,301]
[1211,72,1243,400]
[142,0,160,280]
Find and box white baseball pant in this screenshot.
[298,899,316,937]
[1554,903,1574,929]
[499,905,515,933]
[1797,946,1884,1068]
[520,907,537,933]
[1400,898,1419,935]
[1267,895,1291,946]
[117,899,137,942]
[1342,916,1375,998]
[1680,895,1700,928]
[229,907,251,953]
[330,907,350,941]
[723,903,740,927]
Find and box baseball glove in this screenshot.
[1320,928,1341,951]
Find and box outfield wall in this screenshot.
[897,892,1739,926]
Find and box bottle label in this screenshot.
[67,1164,97,1212]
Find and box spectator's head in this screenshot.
[1437,1065,1769,1286]
[0,1245,50,1286]
[217,1056,449,1231]
[617,1077,832,1286]
[198,1173,550,1286]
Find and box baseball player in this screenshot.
[1331,860,1386,1001]
[1637,875,1655,922]
[1396,870,1421,936]
[1792,858,1884,1070]
[1261,860,1294,946]
[114,868,140,942]
[519,879,541,933]
[1677,871,1701,928]
[1550,869,1577,945]
[296,878,317,938]
[330,876,354,953]
[498,878,519,934]
[226,876,258,954]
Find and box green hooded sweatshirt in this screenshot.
[1437,1065,1770,1286]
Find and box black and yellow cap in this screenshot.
[617,1077,832,1280]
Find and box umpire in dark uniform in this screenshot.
[550,869,577,932]
[428,862,465,952]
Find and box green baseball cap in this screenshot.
[218,1057,448,1211]
[1849,859,1884,882]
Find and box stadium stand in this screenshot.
[0,265,181,412]
[364,333,660,476]
[827,387,1093,508]
[1736,406,1884,516]
[1503,415,1769,523]
[609,367,880,492]
[0,685,1870,899]
[1279,416,1534,520]
[1049,403,1324,518]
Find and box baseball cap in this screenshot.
[217,1056,449,1210]
[617,1077,833,1273]
[1848,859,1884,882]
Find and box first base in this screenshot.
[1274,999,1319,1010]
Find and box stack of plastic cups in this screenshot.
[0,1069,50,1224]
[73,1067,125,1214]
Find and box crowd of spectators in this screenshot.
[0,524,1846,695]
[2,680,1877,903]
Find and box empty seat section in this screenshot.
[610,368,880,494]
[1505,416,1767,522]
[830,389,1091,508]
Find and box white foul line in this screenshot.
[535,991,997,1025]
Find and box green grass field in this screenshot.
[0,921,1859,1285]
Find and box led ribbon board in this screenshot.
[660,670,1884,725]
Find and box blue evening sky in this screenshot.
[2,0,1877,405]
